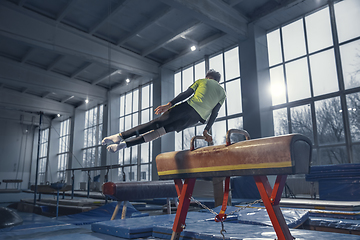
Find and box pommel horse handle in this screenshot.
[190,135,213,151]
[226,129,250,145]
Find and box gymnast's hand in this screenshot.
[155,102,172,115]
[203,130,213,143]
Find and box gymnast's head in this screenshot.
[206,69,221,82]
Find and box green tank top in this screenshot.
[187,78,226,121]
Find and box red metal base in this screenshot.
[171,175,293,240]
[172,178,196,234]
[254,175,294,240]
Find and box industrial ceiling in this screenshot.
[0,0,328,121]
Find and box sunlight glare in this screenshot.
[270,82,286,98]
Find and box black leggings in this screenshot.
[122,102,202,147]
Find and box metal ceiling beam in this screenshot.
[0,57,107,102]
[142,21,199,56]
[117,7,173,46]
[61,95,74,103]
[161,32,226,67]
[92,69,118,85]
[42,91,54,98]
[47,55,64,71]
[0,3,159,77]
[160,0,248,39]
[0,88,74,116]
[70,62,92,79]
[89,0,130,35]
[21,47,35,64]
[110,75,150,94]
[56,0,80,22]
[251,0,308,22]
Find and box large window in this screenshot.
[38,128,49,184]
[174,46,243,150]
[58,119,71,181]
[83,105,103,181]
[267,0,360,165]
[119,83,153,181]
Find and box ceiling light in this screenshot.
[85,99,89,104]
[126,78,130,83]
[57,114,61,117]
[191,45,196,51]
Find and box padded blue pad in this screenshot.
[309,210,360,220]
[0,223,83,239]
[92,215,175,239]
[91,211,217,239]
[306,164,360,201]
[56,202,148,225]
[235,207,309,228]
[0,207,23,229]
[90,205,309,239]
[308,217,360,231]
[153,220,360,240]
[201,206,308,228]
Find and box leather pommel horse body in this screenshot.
[156,130,312,240]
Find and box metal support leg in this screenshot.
[171,178,196,240]
[111,201,121,220]
[56,189,60,219]
[105,169,109,204]
[121,201,128,219]
[71,170,74,199]
[87,171,90,198]
[254,175,294,240]
[174,179,183,196]
[166,198,171,214]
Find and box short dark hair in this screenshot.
[206,69,221,82]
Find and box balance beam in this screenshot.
[2,179,22,190]
[156,130,312,240]
[102,180,178,219]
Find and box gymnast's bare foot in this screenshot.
[102,133,122,145]
[107,142,127,153]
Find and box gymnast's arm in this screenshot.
[203,103,222,142]
[155,88,194,115]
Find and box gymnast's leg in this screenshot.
[102,111,173,146]
[102,103,188,146]
[106,127,168,153]
[107,111,200,153]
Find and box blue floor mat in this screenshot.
[153,220,360,240]
[209,205,309,228]
[56,202,148,225]
[91,206,309,239]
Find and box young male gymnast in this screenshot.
[102,69,226,152]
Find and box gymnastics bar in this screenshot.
[102,180,178,219]
[156,130,312,240]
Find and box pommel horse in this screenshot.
[156,129,312,240]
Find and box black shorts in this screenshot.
[121,102,204,139]
[163,102,204,132]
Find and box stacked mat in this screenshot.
[306,164,360,200]
[91,206,309,239]
[56,201,148,225]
